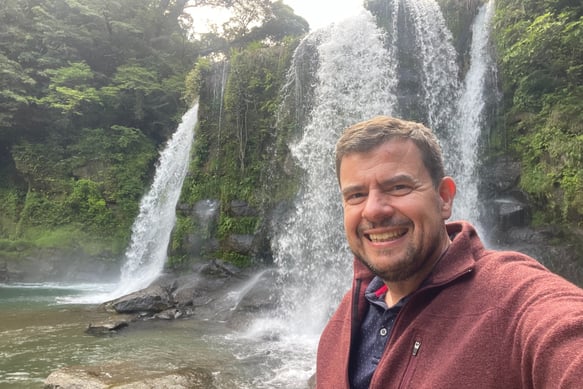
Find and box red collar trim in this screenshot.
[374,284,388,298]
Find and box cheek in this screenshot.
[343,206,361,231]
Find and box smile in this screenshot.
[367,229,407,242]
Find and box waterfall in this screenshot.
[253,3,496,382]
[110,104,198,298]
[269,0,492,338]
[62,104,198,304]
[450,0,496,230]
[270,9,398,336]
[404,0,460,133]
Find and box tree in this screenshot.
[183,0,308,50]
[0,0,196,247]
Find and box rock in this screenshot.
[485,195,531,232]
[153,308,187,320]
[105,284,174,314]
[233,269,280,313]
[44,366,107,389]
[173,199,220,261]
[225,234,255,255]
[229,200,259,216]
[44,363,216,389]
[85,319,130,335]
[197,259,241,278]
[480,156,522,197]
[479,155,532,232]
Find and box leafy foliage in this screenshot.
[494,0,583,225]
[179,39,300,264]
[0,0,196,254]
[183,0,308,50]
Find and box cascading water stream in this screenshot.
[450,0,496,230]
[112,104,199,298]
[270,9,398,337]
[405,0,460,134]
[240,10,398,387]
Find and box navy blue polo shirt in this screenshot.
[349,276,410,389]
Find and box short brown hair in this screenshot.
[335,116,445,187]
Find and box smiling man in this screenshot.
[315,116,583,388]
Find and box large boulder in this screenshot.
[104,284,175,314]
[98,260,277,326]
[480,155,531,233]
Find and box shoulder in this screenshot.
[470,249,583,324]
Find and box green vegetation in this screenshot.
[0,0,197,258]
[171,39,302,267]
[493,0,583,225]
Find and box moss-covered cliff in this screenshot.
[170,41,302,268]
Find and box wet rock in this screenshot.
[85,319,130,335]
[234,269,280,313]
[480,155,522,197]
[44,363,216,389]
[229,200,259,216]
[153,308,190,320]
[197,259,241,278]
[225,234,255,255]
[485,195,531,232]
[104,284,174,314]
[175,199,220,258]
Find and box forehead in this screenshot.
[339,139,427,184]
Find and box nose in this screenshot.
[361,189,394,223]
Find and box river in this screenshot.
[0,283,315,388]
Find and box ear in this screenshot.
[438,176,456,219]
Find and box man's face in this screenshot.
[339,139,455,282]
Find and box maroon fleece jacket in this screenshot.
[316,221,583,388]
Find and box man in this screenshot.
[315,116,583,388]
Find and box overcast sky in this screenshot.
[284,0,364,30]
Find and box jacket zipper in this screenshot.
[398,338,422,388]
[412,340,421,356]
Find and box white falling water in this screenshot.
[450,0,496,227]
[241,12,398,387]
[270,9,398,337]
[405,0,460,133]
[111,104,199,298]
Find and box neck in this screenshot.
[384,239,451,307]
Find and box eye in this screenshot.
[389,184,413,196]
[344,192,367,205]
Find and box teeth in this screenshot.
[368,230,405,242]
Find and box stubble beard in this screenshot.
[354,243,421,283]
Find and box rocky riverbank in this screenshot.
[43,260,284,389]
